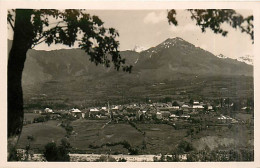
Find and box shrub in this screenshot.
[65,125,73,135]
[177,141,194,153]
[33,116,46,123]
[43,142,58,161]
[43,139,71,161]
[118,158,127,162]
[8,146,20,161]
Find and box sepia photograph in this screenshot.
[1,1,260,167]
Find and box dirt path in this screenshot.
[101,120,111,129]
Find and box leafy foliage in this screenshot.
[172,101,179,106]
[8,146,20,161]
[33,115,49,123]
[167,9,178,26]
[118,158,127,162]
[43,138,72,161]
[167,9,254,43]
[8,9,132,72]
[43,142,59,161]
[177,140,194,153]
[7,9,132,158]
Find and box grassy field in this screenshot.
[235,113,254,122]
[17,117,254,155]
[23,75,253,108]
[68,119,144,154]
[24,113,41,122]
[18,119,187,154]
[17,120,66,151]
[136,124,188,154]
[192,124,254,151]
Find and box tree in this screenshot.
[7,9,132,159]
[189,99,194,105]
[172,101,179,106]
[43,142,59,161]
[203,104,208,111]
[167,9,254,43]
[25,135,35,161]
[118,158,127,162]
[177,140,194,154]
[57,138,72,161]
[224,98,230,108]
[163,97,172,103]
[43,138,72,161]
[8,146,20,161]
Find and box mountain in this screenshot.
[216,53,253,66]
[8,38,253,107]
[132,45,148,53]
[17,37,253,85]
[7,37,253,107]
[132,37,253,80]
[236,55,253,65]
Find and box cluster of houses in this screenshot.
[31,100,220,122]
[30,99,243,124]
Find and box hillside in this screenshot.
[19,37,253,85]
[8,38,253,107]
[134,37,252,80]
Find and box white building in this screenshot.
[169,114,179,118]
[70,108,84,118]
[156,112,162,120]
[172,106,180,109]
[90,108,100,112]
[193,101,200,105]
[182,104,190,108]
[44,108,53,113]
[192,105,204,109]
[208,105,213,110]
[101,107,107,110]
[112,106,119,110]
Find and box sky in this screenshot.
[8,10,253,59]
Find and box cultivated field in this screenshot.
[17,114,253,155]
[68,120,190,154]
[17,120,66,151]
[23,75,253,108]
[136,124,187,154]
[23,113,41,122]
[68,119,144,154]
[192,123,254,151]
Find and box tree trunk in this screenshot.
[8,9,34,160]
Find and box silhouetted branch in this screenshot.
[8,19,14,30]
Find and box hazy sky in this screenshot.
[8,10,253,59]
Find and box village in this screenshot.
[18,96,254,162]
[27,99,245,125]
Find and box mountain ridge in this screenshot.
[8,38,253,86]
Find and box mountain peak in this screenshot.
[132,45,148,53]
[157,37,195,51]
[164,37,185,43]
[167,37,184,40]
[159,37,187,47]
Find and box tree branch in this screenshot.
[8,19,14,31]
[31,21,68,48]
[31,39,46,48]
[43,20,65,29]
